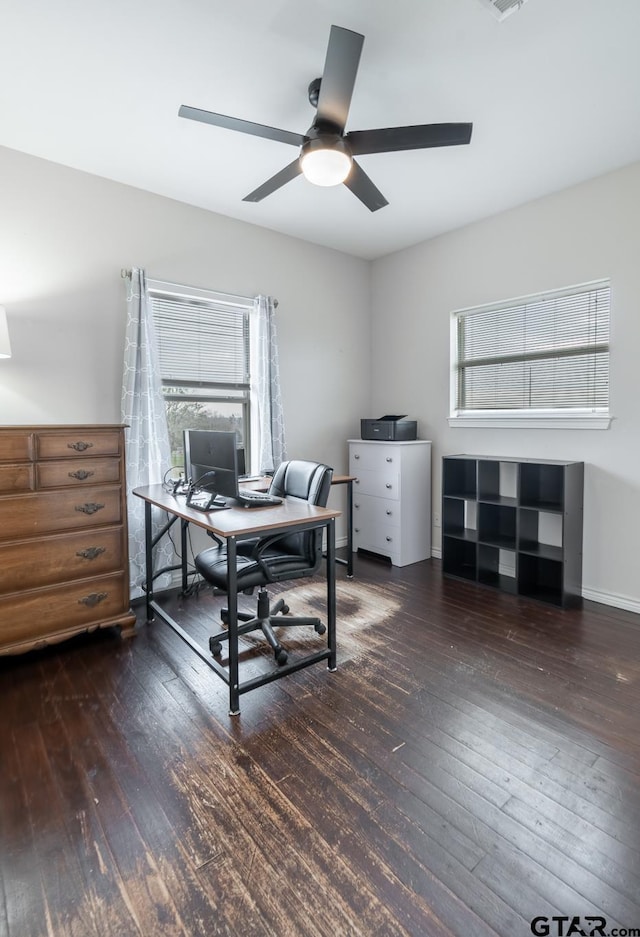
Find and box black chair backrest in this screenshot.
[268,460,333,563]
[269,460,333,506]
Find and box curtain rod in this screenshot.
[120,269,277,307]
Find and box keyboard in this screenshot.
[236,489,282,508]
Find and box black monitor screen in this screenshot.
[183,429,239,500]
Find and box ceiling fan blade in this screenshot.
[242,159,302,203]
[179,105,306,148]
[315,26,364,132]
[347,122,473,156]
[343,159,388,212]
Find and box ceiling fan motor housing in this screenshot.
[308,78,322,108]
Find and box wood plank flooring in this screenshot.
[1,553,640,937]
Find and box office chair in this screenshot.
[194,460,333,665]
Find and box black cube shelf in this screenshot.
[442,455,584,608]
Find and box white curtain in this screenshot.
[121,268,173,598]
[252,294,287,473]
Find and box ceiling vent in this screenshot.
[475,0,529,21]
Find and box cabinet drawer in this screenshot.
[0,525,125,595]
[0,433,33,463]
[353,527,399,564]
[353,494,400,560]
[0,486,122,541]
[353,493,400,532]
[0,572,129,649]
[37,457,121,489]
[352,468,400,500]
[0,463,35,494]
[349,444,401,473]
[37,430,122,460]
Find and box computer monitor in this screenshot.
[237,447,246,477]
[183,429,239,500]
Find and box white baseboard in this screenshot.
[581,587,640,615]
[431,548,640,616]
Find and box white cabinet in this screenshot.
[348,439,432,567]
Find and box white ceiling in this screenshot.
[2,0,640,260]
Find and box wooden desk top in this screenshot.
[133,484,340,538]
[242,473,356,492]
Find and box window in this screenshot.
[450,279,611,428]
[147,280,253,469]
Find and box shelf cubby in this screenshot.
[442,455,584,608]
[477,544,517,594]
[442,536,476,582]
[442,457,476,499]
[518,508,563,562]
[519,461,564,512]
[518,554,564,607]
[478,502,517,550]
[442,496,477,541]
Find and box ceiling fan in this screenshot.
[179,25,473,212]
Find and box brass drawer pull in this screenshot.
[68,441,94,452]
[69,469,94,481]
[75,502,105,515]
[76,546,106,561]
[78,592,108,608]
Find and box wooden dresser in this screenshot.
[0,424,136,654]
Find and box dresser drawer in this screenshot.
[352,468,400,500]
[0,572,129,651]
[0,463,35,494]
[37,457,121,489]
[349,443,401,473]
[353,526,399,565]
[0,486,122,541]
[36,430,122,460]
[0,432,34,463]
[353,493,400,532]
[0,525,125,595]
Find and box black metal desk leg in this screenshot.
[181,519,189,593]
[326,517,337,672]
[144,500,154,622]
[346,479,354,578]
[226,536,240,716]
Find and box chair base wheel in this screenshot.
[209,638,223,657]
[276,648,288,666]
[314,622,326,635]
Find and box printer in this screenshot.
[360,415,417,441]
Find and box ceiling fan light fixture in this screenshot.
[300,138,352,187]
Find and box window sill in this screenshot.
[448,412,612,430]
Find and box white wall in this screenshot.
[4,143,640,611]
[371,160,640,612]
[0,145,371,543]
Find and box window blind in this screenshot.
[455,281,610,411]
[150,295,250,386]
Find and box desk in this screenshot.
[133,485,341,715]
[243,473,356,577]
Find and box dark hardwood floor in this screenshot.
[2,553,640,937]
